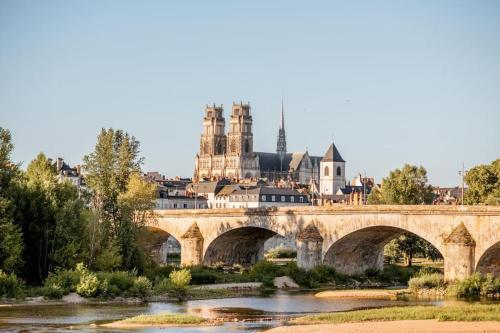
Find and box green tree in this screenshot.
[82,128,150,271]
[368,164,439,266]
[367,164,434,205]
[0,127,24,274]
[464,159,500,205]
[14,153,88,283]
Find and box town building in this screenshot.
[227,187,309,208]
[51,157,84,188]
[319,142,346,197]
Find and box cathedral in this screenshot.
[193,101,346,190]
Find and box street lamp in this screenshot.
[458,163,468,206]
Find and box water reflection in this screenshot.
[0,291,496,333]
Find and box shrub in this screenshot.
[0,270,24,298]
[265,246,297,259]
[107,271,136,292]
[42,283,65,299]
[250,260,282,278]
[154,277,172,295]
[190,271,218,285]
[131,276,152,298]
[448,273,483,297]
[144,265,176,282]
[75,264,99,297]
[43,268,80,295]
[408,273,445,292]
[480,274,500,297]
[364,268,381,278]
[310,265,337,283]
[169,269,191,299]
[94,242,123,272]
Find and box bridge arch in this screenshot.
[322,225,443,275]
[203,226,284,266]
[139,226,181,264]
[476,241,500,277]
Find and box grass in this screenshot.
[117,313,206,325]
[296,304,500,323]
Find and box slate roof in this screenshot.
[255,152,292,172]
[322,142,345,162]
[231,186,306,197]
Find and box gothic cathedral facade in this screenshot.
[194,103,260,181]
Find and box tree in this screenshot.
[368,164,440,266]
[464,159,500,205]
[14,153,88,283]
[0,127,24,274]
[82,128,150,270]
[367,164,434,205]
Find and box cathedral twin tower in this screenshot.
[194,102,262,181]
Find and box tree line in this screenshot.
[0,127,156,284]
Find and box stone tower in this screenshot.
[194,104,227,181]
[320,141,346,196]
[200,104,226,156]
[276,100,287,171]
[226,102,253,156]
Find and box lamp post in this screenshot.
[458,163,468,206]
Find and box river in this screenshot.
[0,291,496,332]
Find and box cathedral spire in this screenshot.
[277,98,287,171]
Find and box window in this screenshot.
[262,195,266,202]
[173,203,177,208]
[281,196,285,202]
[272,195,276,202]
[291,196,295,203]
[183,204,187,208]
[337,166,341,176]
[300,197,304,203]
[244,139,250,153]
[324,166,329,176]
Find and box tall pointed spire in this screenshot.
[277,97,287,172]
[280,97,285,130]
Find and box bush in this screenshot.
[169,269,191,299]
[131,276,152,298]
[481,273,500,297]
[364,268,381,278]
[154,277,172,295]
[94,242,123,272]
[448,273,483,297]
[0,270,24,298]
[43,268,80,295]
[75,263,99,297]
[42,283,65,299]
[144,265,176,283]
[310,265,337,283]
[250,260,282,278]
[408,273,445,292]
[191,271,218,285]
[107,271,136,292]
[265,246,297,259]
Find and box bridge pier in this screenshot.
[443,222,476,281]
[296,224,323,270]
[180,223,204,266]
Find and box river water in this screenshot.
[0,291,494,332]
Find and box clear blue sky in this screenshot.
[1,0,499,186]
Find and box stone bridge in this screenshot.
[147,205,500,280]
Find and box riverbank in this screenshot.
[265,320,500,333]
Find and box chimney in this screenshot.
[56,158,63,172]
[76,164,81,175]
